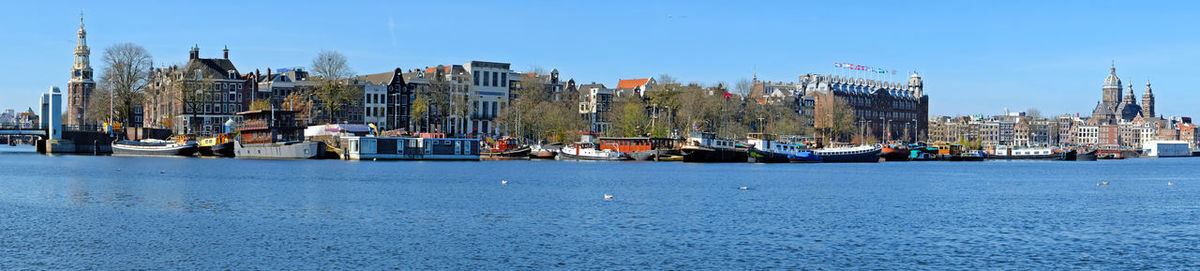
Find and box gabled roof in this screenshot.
[356,69,404,85]
[616,78,651,89]
[185,58,240,79]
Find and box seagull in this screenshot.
[739,186,749,190]
[1102,181,1110,185]
[1168,182,1175,186]
[160,170,165,174]
[604,194,614,200]
[501,180,508,185]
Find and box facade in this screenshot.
[513,69,565,101]
[576,83,613,134]
[403,65,472,135]
[464,61,512,134]
[798,72,929,142]
[353,68,411,131]
[67,15,95,128]
[145,45,254,136]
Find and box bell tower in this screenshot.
[1142,79,1156,118]
[67,9,95,127]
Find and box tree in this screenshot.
[611,96,648,137]
[735,78,753,97]
[98,43,153,126]
[171,68,209,134]
[813,91,856,145]
[249,99,271,111]
[84,89,112,125]
[310,50,360,124]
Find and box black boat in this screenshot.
[680,132,747,163]
[111,139,198,157]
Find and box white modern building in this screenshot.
[464,61,512,134]
[1142,140,1190,157]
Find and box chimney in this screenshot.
[189,44,199,60]
[267,67,271,82]
[223,45,229,59]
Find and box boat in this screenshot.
[987,147,1074,160]
[111,139,197,157]
[481,137,530,159]
[597,137,677,161]
[233,110,326,159]
[558,142,628,161]
[745,133,811,163]
[197,133,235,157]
[909,149,936,161]
[812,145,881,163]
[341,133,480,161]
[680,132,747,163]
[1076,150,1098,161]
[879,145,911,161]
[529,143,561,159]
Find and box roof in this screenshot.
[616,78,651,89]
[356,70,401,85]
[185,58,240,79]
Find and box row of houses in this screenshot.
[929,112,1200,149]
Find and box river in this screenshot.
[0,145,1198,269]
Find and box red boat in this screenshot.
[481,137,530,158]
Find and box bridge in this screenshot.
[0,126,47,136]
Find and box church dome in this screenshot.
[1103,65,1121,88]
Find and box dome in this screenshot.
[1103,65,1121,88]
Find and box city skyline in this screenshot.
[1,0,1198,117]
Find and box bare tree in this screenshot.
[735,78,753,97]
[98,43,153,126]
[310,50,360,123]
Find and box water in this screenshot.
[1,145,1199,269]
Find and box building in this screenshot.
[353,68,411,131]
[576,83,613,134]
[513,69,565,102]
[67,15,95,128]
[404,65,471,135]
[614,78,655,98]
[798,72,929,142]
[17,108,39,129]
[145,45,254,136]
[1091,64,1155,124]
[464,61,512,134]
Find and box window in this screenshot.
[482,71,489,86]
[482,102,489,118]
[473,71,479,85]
[492,101,497,117]
[215,104,222,114]
[492,72,498,87]
[501,73,507,87]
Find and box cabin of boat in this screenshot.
[234,110,325,159]
[597,137,674,153]
[342,133,480,161]
[987,146,1072,160]
[482,136,530,157]
[681,132,747,162]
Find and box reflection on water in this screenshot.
[1,145,1199,269]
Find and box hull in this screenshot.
[529,150,558,159]
[629,149,679,161]
[482,146,531,158]
[991,151,1075,161]
[1076,151,1098,161]
[880,148,911,161]
[111,142,197,157]
[682,147,747,163]
[557,152,628,161]
[814,148,881,163]
[235,141,325,159]
[209,142,235,157]
[747,148,791,163]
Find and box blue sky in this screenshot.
[1,0,1198,117]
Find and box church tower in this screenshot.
[1142,79,1156,118]
[1101,63,1122,106]
[67,11,95,127]
[907,71,923,97]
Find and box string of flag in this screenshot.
[834,62,896,75]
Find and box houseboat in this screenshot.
[341,133,480,161]
[481,137,530,159]
[745,133,811,163]
[812,145,881,163]
[987,147,1074,160]
[198,133,235,157]
[529,143,562,159]
[597,137,677,161]
[558,142,628,161]
[879,144,911,161]
[234,110,325,159]
[680,132,747,163]
[111,139,198,157]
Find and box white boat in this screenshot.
[111,139,197,157]
[812,145,881,163]
[745,133,811,163]
[341,135,480,161]
[557,142,627,161]
[987,146,1072,160]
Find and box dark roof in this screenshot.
[185,58,240,79]
[356,70,404,85]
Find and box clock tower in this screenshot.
[67,12,95,127]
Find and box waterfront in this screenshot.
[1,145,1199,269]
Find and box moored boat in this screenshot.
[680,132,747,163]
[233,110,326,159]
[812,145,881,163]
[529,143,561,159]
[987,147,1073,160]
[597,137,677,161]
[880,145,911,161]
[341,133,480,161]
[111,139,197,157]
[558,142,628,161]
[198,133,235,157]
[745,133,810,163]
[481,137,530,159]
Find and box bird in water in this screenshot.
[160,170,165,174]
[501,180,508,185]
[1168,182,1175,186]
[603,194,614,200]
[739,186,749,190]
[1102,181,1110,185]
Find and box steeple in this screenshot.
[1101,63,1122,105]
[71,9,92,83]
[1142,78,1156,118]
